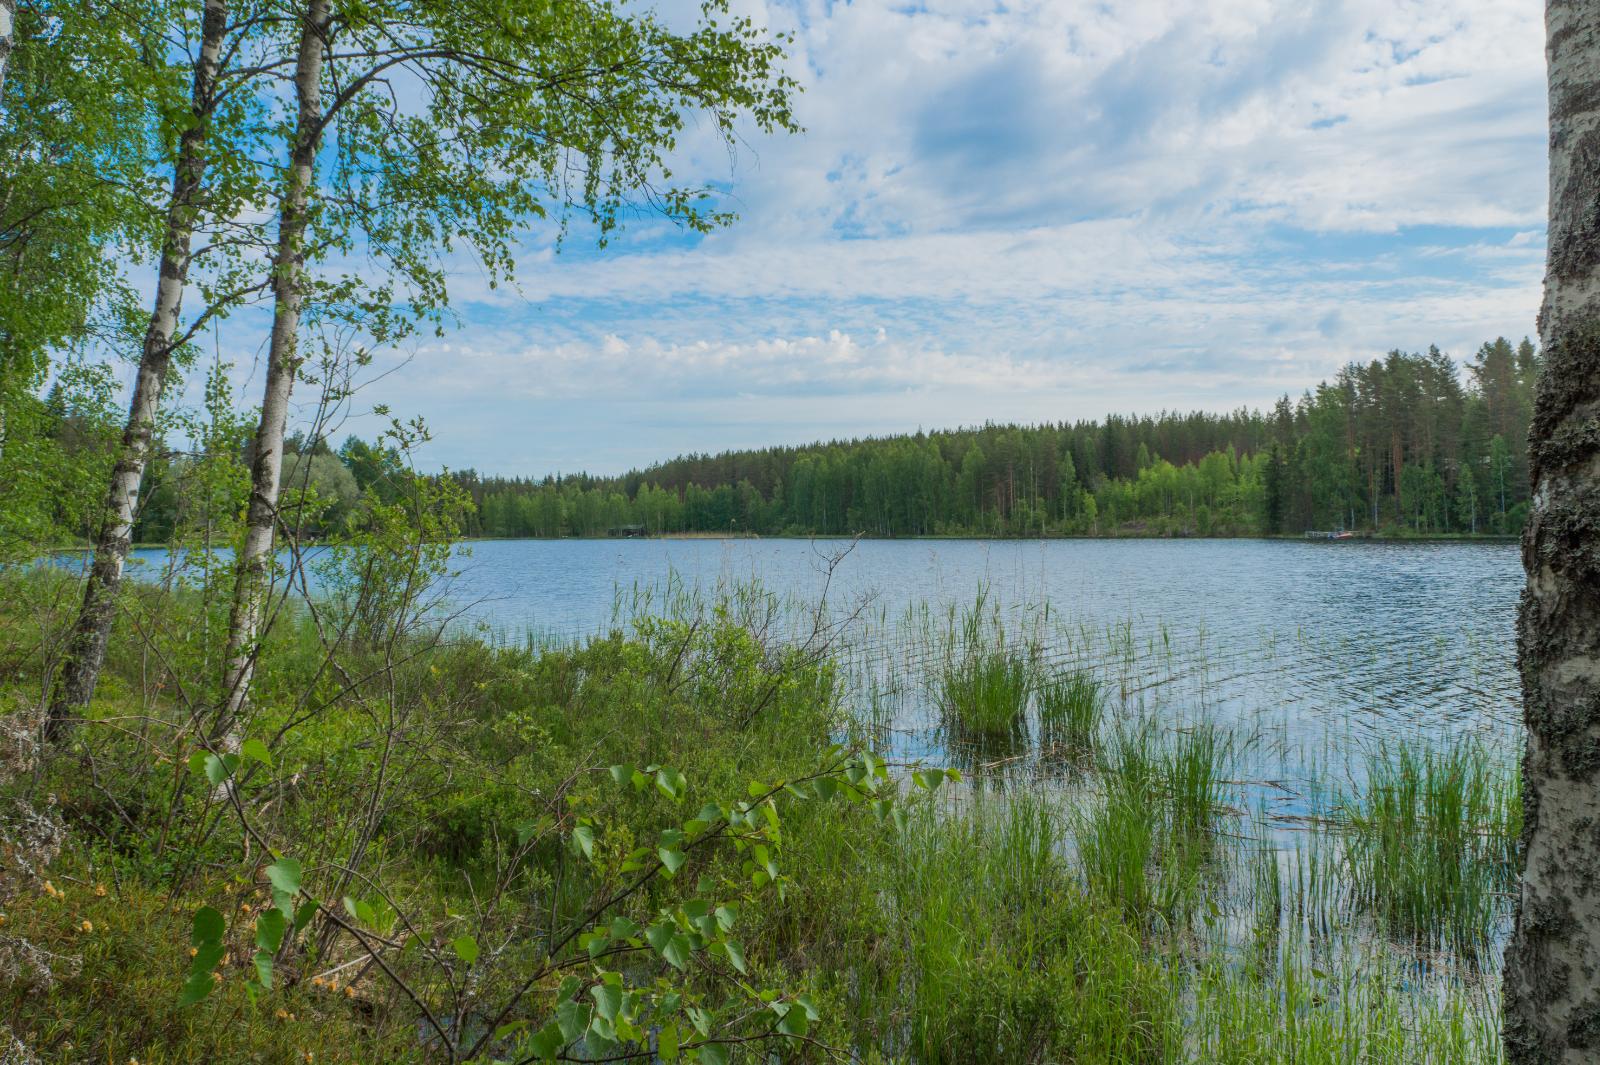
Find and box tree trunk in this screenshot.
[0,0,14,102]
[0,0,15,469]
[45,0,230,738]
[1504,5,1600,1061]
[216,0,329,743]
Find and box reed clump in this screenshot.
[1037,668,1104,754]
[1340,738,1520,959]
[936,647,1033,747]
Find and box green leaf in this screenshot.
[255,907,286,952]
[525,1021,565,1059]
[203,752,240,785]
[191,906,225,946]
[252,949,274,990]
[778,1006,809,1037]
[556,1000,591,1042]
[698,1043,728,1065]
[178,970,217,1007]
[590,982,622,1022]
[659,1021,681,1060]
[187,751,210,778]
[265,858,302,896]
[796,993,820,1020]
[722,938,747,974]
[241,738,272,767]
[451,935,479,965]
[573,825,596,859]
[609,764,633,786]
[190,941,225,974]
[714,905,737,931]
[656,767,686,800]
[659,846,687,876]
[662,933,692,970]
[646,923,674,954]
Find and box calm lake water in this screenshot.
[126,535,1525,979]
[129,536,1524,780]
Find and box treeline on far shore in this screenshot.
[449,338,1539,540]
[16,338,1537,546]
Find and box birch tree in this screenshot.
[214,0,800,739]
[1503,4,1600,1061]
[0,0,13,99]
[45,2,279,733]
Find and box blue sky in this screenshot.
[202,0,1548,476]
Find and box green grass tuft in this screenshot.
[1037,668,1104,754]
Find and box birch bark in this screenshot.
[216,0,329,741]
[47,0,231,735]
[0,0,14,102]
[1504,5,1600,1061]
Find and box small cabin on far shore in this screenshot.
[607,524,648,538]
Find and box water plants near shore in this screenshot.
[0,565,1515,1062]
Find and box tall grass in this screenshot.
[1340,738,1520,960]
[1037,668,1104,754]
[932,592,1037,752]
[890,796,1173,1063]
[937,647,1032,747]
[1164,722,1233,841]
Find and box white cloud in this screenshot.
[162,0,1547,475]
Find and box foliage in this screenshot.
[456,340,1540,539]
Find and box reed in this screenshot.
[1340,738,1519,960]
[1037,668,1104,753]
[936,646,1033,747]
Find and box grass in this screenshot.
[936,647,1032,747]
[0,566,1518,1063]
[1037,668,1104,753]
[931,591,1038,752]
[1340,738,1520,960]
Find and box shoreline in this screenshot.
[40,532,1519,553]
[452,531,1522,545]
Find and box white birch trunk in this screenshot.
[217,0,330,742]
[0,0,14,469]
[0,0,15,103]
[47,0,231,736]
[1503,5,1600,1061]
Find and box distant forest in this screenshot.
[48,336,1526,544]
[436,337,1540,540]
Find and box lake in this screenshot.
[127,536,1523,786]
[123,534,1527,989]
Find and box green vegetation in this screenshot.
[0,5,1527,1062]
[0,553,1516,1062]
[1037,668,1105,753]
[451,340,1540,540]
[1340,739,1521,960]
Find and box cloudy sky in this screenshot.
[227,0,1549,476]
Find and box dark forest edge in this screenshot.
[9,336,1537,548]
[447,338,1537,541]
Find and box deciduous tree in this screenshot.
[1503,4,1600,1061]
